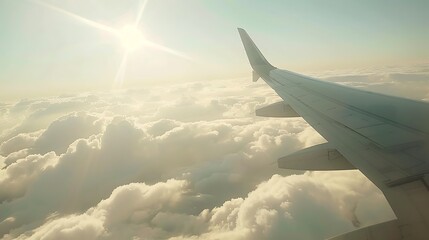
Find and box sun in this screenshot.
[119,25,144,51]
[33,0,190,88]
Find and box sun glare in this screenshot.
[33,0,190,89]
[119,25,144,51]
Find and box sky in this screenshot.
[1,1,429,240]
[1,0,428,99]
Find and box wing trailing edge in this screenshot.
[255,101,300,118]
[278,143,356,171]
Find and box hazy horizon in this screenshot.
[1,0,428,99]
[1,1,429,239]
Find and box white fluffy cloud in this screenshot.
[5,173,393,240]
[184,172,394,240]
[31,179,187,240]
[0,131,41,157]
[32,112,103,155]
[1,66,427,239]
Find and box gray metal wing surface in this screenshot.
[238,28,429,240]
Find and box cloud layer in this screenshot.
[2,66,427,239]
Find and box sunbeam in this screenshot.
[32,0,192,89]
[143,41,193,61]
[114,53,129,88]
[32,0,118,35]
[135,0,148,26]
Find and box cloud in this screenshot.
[0,95,100,143]
[32,112,103,155]
[7,179,193,240]
[323,71,429,101]
[13,214,105,240]
[0,152,57,203]
[0,115,312,236]
[1,65,427,239]
[172,172,394,240]
[5,173,393,240]
[0,131,41,157]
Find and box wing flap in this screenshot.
[255,101,300,118]
[278,143,356,170]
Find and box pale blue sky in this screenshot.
[1,0,428,99]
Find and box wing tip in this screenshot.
[237,27,276,72]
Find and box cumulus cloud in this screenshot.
[32,112,103,155]
[0,152,57,203]
[0,98,86,141]
[0,115,311,236]
[1,65,426,239]
[187,172,394,240]
[322,69,429,101]
[5,179,192,240]
[4,173,393,240]
[0,131,41,157]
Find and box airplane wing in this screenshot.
[238,28,429,240]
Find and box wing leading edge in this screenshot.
[238,28,429,240]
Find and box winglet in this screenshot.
[238,28,276,74]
